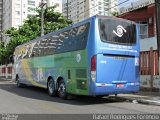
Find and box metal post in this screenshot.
[67,0,68,19]
[41,6,44,36]
[150,47,154,91]
[155,0,160,59]
[39,0,46,36]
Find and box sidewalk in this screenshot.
[0,78,12,81]
[117,91,160,106]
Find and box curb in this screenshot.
[137,99,160,106]
[116,96,160,106]
[0,78,12,81]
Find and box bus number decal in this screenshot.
[135,58,139,66]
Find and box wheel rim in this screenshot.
[58,82,66,97]
[48,80,53,94]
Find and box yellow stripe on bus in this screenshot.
[22,59,46,88]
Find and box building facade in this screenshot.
[47,0,62,13]
[62,0,118,23]
[0,0,2,43]
[2,0,62,44]
[118,0,160,91]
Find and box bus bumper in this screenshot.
[91,83,140,96]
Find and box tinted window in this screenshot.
[37,23,90,56]
[14,23,90,60]
[99,18,136,45]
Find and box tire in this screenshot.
[58,80,67,99]
[48,78,57,97]
[16,76,24,88]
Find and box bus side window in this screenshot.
[32,41,40,57]
[43,39,49,56]
[39,38,48,56]
[32,51,35,57]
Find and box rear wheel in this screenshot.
[48,78,57,97]
[58,80,67,99]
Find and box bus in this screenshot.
[13,15,140,99]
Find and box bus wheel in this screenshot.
[16,76,24,88]
[58,80,67,99]
[48,78,57,97]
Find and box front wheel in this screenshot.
[16,76,24,88]
[58,80,67,99]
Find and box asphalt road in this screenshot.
[0,80,160,114]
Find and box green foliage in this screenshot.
[0,6,73,64]
[112,11,119,17]
[0,42,8,64]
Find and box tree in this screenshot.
[1,6,73,64]
[0,42,7,64]
[112,11,119,17]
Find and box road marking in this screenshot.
[35,101,65,113]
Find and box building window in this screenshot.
[28,7,35,12]
[28,0,35,6]
[139,22,148,39]
[98,2,102,5]
[55,3,59,7]
[16,11,20,15]
[16,3,20,8]
[98,11,102,15]
[15,18,20,24]
[98,7,102,10]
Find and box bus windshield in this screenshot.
[98,17,136,45]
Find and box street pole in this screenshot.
[41,4,44,36]
[155,0,160,70]
[67,0,68,19]
[39,0,46,36]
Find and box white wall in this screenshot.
[140,36,157,52]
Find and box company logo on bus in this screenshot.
[76,53,81,63]
[113,25,127,37]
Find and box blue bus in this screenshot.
[14,15,140,99]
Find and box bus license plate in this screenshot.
[116,84,124,88]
